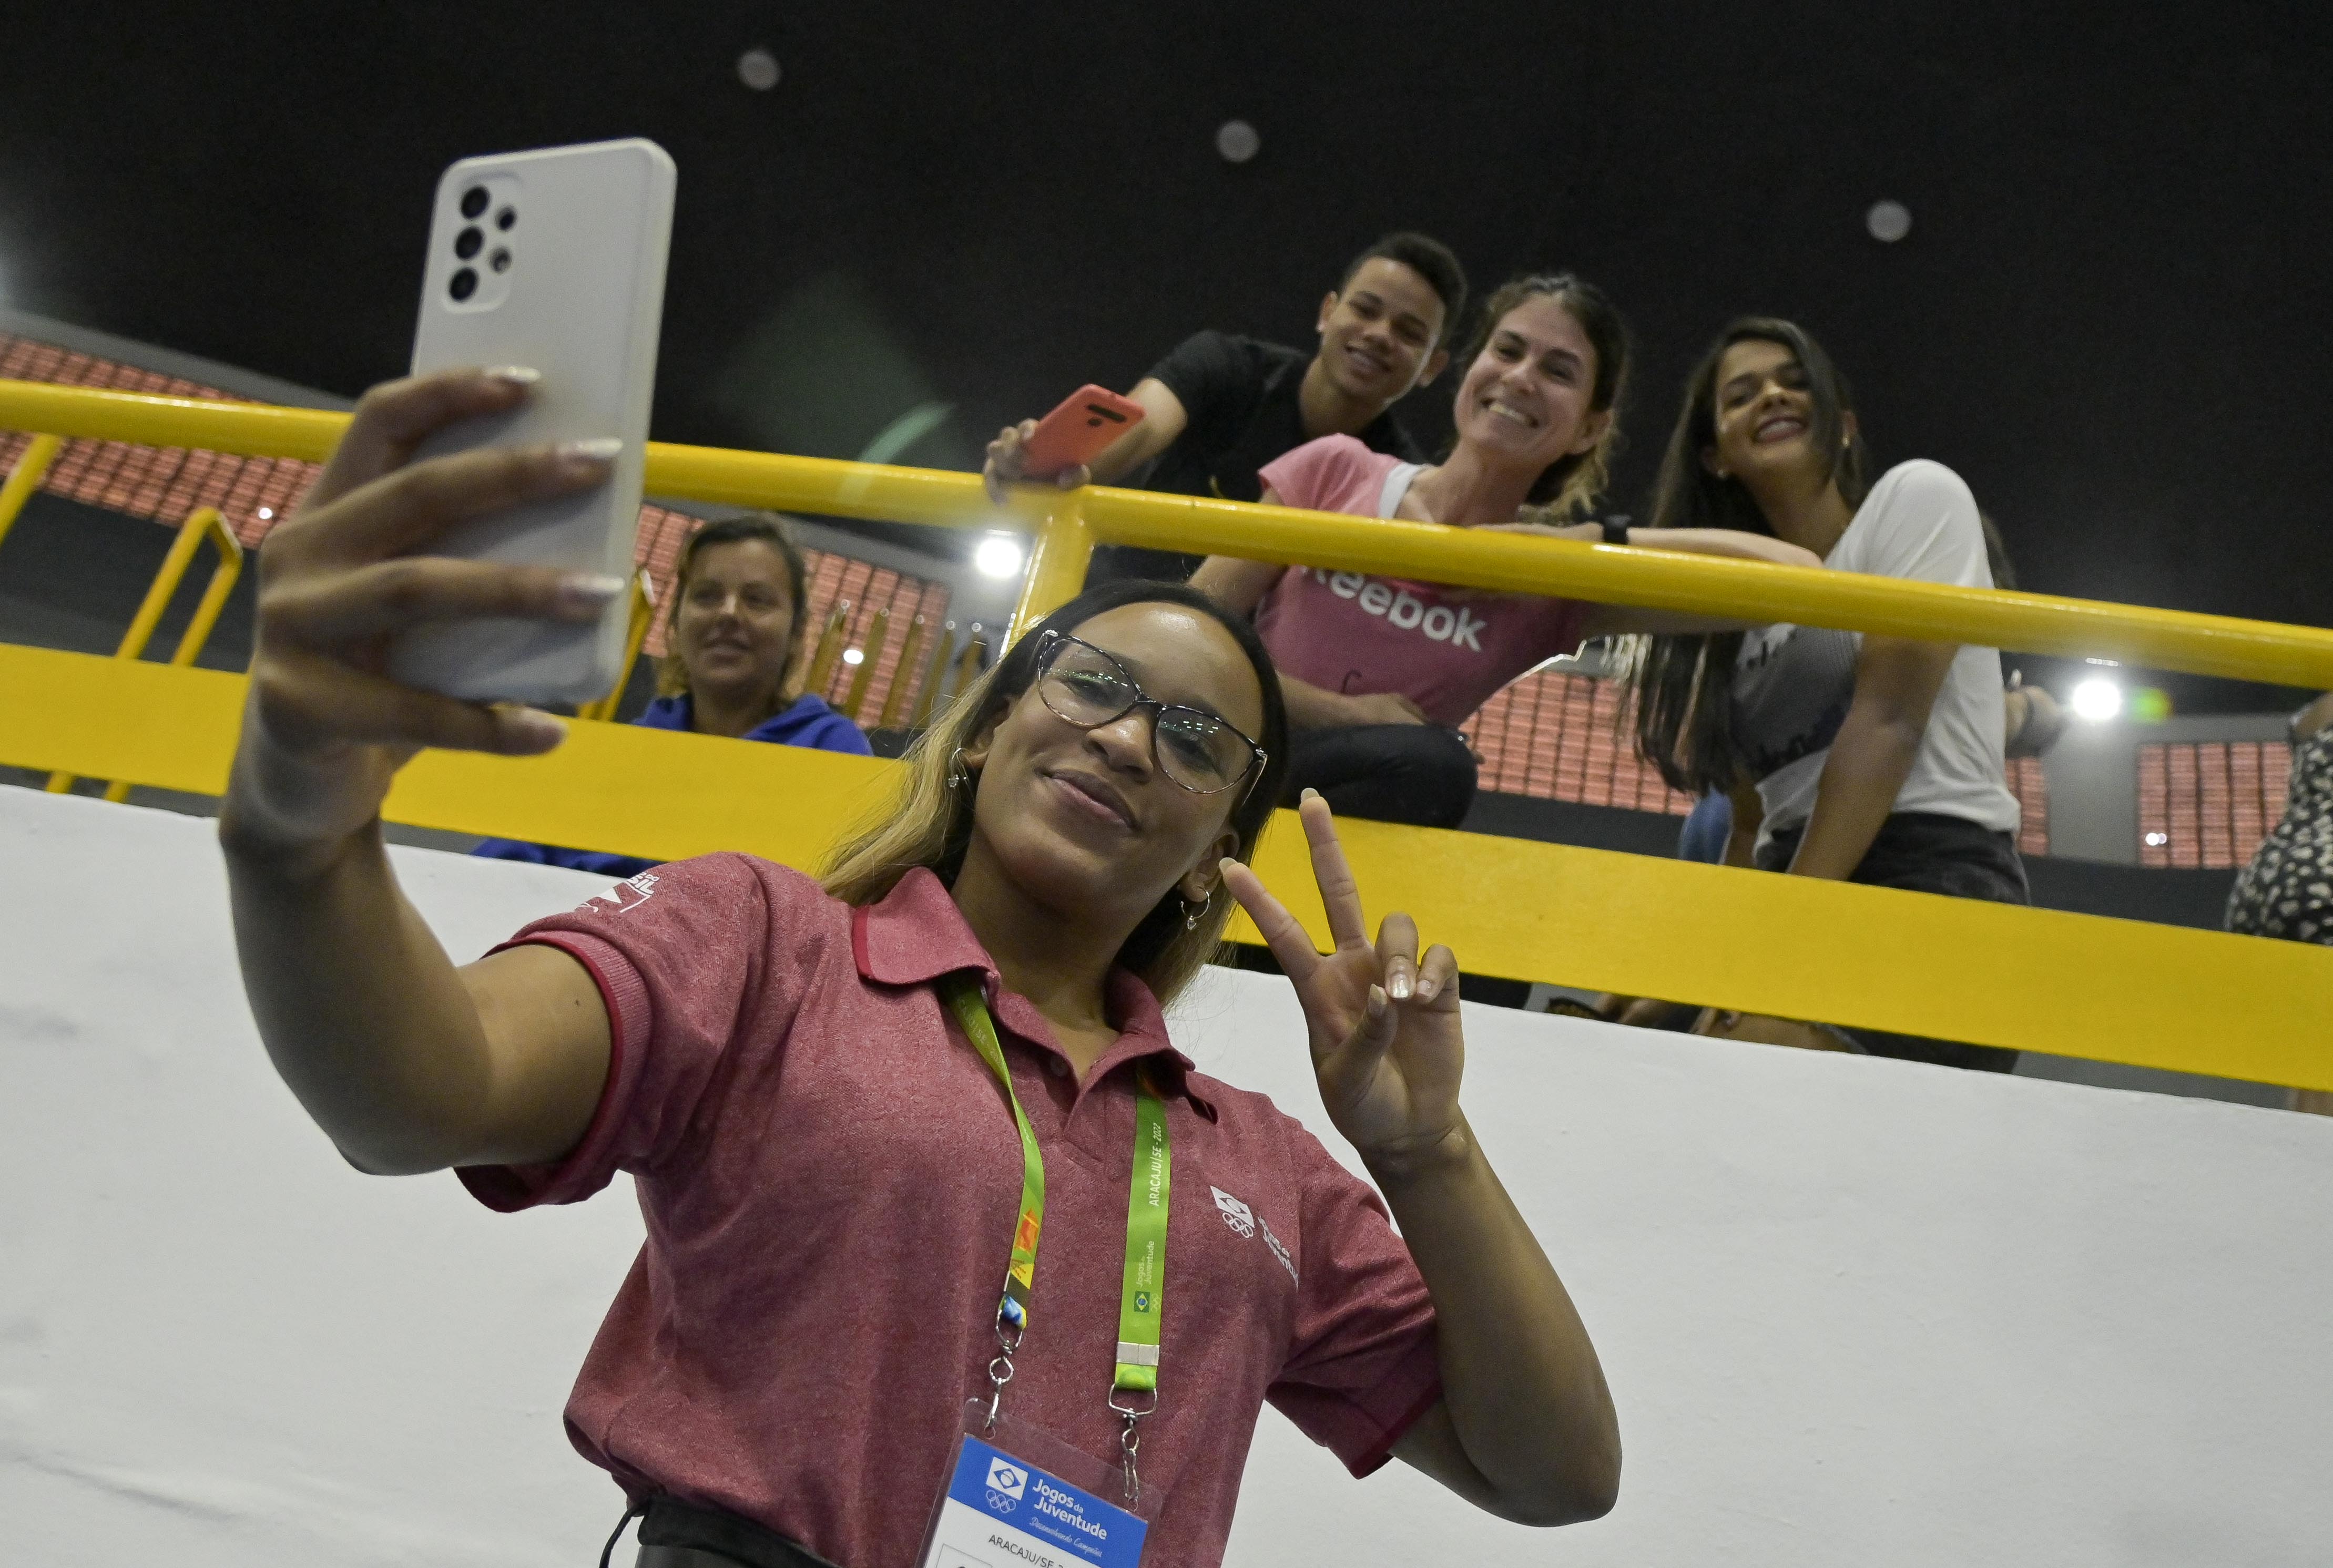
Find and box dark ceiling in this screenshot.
[5,3,2326,710]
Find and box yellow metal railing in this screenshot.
[3,379,2332,686]
[45,505,243,803]
[3,378,2332,1094]
[6,639,2330,1092]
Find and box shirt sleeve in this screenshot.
[456,852,816,1212]
[1850,460,1992,589]
[1144,331,1252,454]
[1265,1120,1443,1477]
[1258,435,1372,514]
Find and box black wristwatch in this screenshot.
[1599,513,1632,546]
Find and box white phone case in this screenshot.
[390,138,675,705]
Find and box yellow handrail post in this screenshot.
[47,507,243,799]
[909,621,956,731]
[0,434,60,558]
[840,604,891,720]
[1006,497,1094,647]
[948,624,988,706]
[803,599,852,695]
[577,571,658,724]
[877,614,928,730]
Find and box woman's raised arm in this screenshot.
[220,368,625,1175]
[1221,795,1621,1524]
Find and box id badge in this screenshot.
[916,1400,1156,1568]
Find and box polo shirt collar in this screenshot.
[850,867,1208,1109]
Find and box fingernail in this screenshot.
[1389,970,1413,1002]
[557,573,628,614]
[1366,985,1388,1019]
[558,437,623,463]
[486,365,542,386]
[507,708,567,749]
[1301,787,1321,803]
[1418,978,1438,1001]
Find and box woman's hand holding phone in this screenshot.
[983,417,1089,504]
[219,367,627,875]
[981,385,1147,504]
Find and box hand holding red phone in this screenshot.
[982,384,1145,504]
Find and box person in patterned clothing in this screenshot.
[2226,691,2333,1115]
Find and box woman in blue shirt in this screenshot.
[474,513,871,877]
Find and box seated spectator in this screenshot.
[1626,317,2026,1072]
[985,232,1468,581]
[1598,652,2062,1034]
[473,513,870,877]
[1190,274,1820,827]
[2227,691,2333,1115]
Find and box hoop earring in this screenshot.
[946,747,970,790]
[1182,888,1210,931]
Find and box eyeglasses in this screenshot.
[1033,631,1267,796]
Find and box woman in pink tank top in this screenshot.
[1193,273,1819,827]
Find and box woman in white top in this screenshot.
[1627,317,2026,1072]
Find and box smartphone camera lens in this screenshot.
[459,186,489,219]
[495,206,517,231]
[449,267,478,302]
[454,227,484,260]
[490,247,513,274]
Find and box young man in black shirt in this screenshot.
[984,232,1467,581]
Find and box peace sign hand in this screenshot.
[1220,792,1466,1171]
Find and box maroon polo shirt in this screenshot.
[458,856,1442,1568]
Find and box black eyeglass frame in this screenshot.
[1032,630,1270,797]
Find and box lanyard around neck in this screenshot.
[943,976,1171,1399]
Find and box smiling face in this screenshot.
[674,539,797,709]
[1450,294,1611,473]
[1704,337,1838,490]
[961,601,1267,929]
[1315,257,1450,405]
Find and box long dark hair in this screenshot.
[1457,273,1631,516]
[1629,318,1869,795]
[822,580,1291,1001]
[656,511,812,709]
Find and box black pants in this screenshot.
[1757,811,2029,1074]
[605,1497,837,1568]
[1285,723,1478,828]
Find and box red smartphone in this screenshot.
[1020,384,1146,478]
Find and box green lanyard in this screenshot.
[944,976,1171,1423]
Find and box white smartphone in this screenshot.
[390,137,676,706]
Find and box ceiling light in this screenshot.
[1866,200,1912,242]
[256,507,273,520]
[737,47,780,90]
[974,535,1025,579]
[2071,677,2124,721]
[1216,120,1261,165]
[2145,832,2168,847]
[841,648,864,666]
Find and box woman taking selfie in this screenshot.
[473,511,870,877]
[1628,318,2026,1072]
[219,370,1619,1567]
[1193,273,1819,828]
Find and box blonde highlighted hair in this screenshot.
[821,581,1291,1006]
